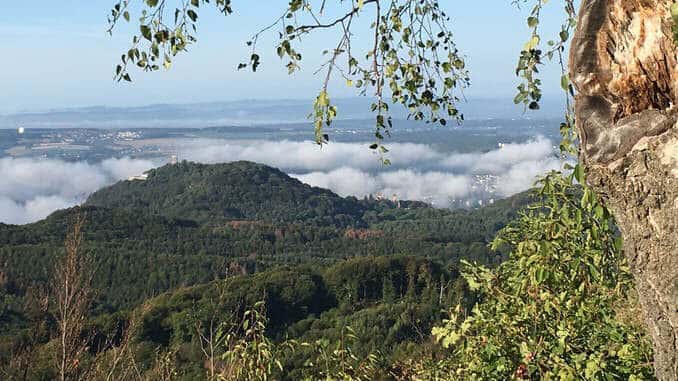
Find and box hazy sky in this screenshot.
[1,1,570,113]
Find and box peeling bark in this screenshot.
[570,1,678,379]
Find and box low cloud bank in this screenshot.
[179,137,563,205]
[177,136,559,176]
[0,137,563,224]
[0,157,156,224]
[292,168,474,207]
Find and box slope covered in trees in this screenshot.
[121,256,469,380]
[0,161,529,310]
[85,161,374,227]
[1,254,470,380]
[0,160,537,379]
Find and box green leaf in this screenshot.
[316,90,329,107]
[163,55,172,70]
[187,9,198,22]
[140,25,152,41]
[559,30,569,42]
[523,35,539,51]
[527,17,539,28]
[574,164,585,183]
[560,75,569,91]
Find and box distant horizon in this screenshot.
[0,96,568,131]
[2,94,568,116]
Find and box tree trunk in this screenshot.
[570,1,678,379]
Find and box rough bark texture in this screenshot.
[570,1,678,379]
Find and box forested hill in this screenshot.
[1,161,534,309]
[85,161,380,227]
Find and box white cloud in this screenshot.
[439,136,555,173]
[495,158,562,197]
[378,171,472,206]
[0,157,156,225]
[178,139,441,172]
[294,169,471,207]
[292,167,380,197]
[100,157,158,180]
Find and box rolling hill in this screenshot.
[1,161,532,308]
[85,161,373,227]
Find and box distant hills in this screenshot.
[0,97,566,129]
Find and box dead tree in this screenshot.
[52,213,93,381]
[569,1,677,378]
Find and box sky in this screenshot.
[0,1,572,114]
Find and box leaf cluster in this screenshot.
[429,172,654,380]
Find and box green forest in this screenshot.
[0,161,653,380]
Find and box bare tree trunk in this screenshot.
[570,1,677,379]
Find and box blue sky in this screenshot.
[0,1,570,113]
